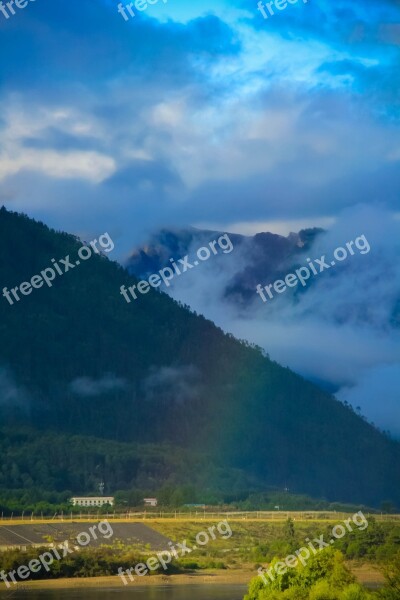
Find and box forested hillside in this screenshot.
[0,208,399,507]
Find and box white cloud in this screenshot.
[195,217,336,236]
[70,374,127,397]
[337,364,400,438]
[0,149,116,183]
[0,101,115,183]
[163,205,400,435]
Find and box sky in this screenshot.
[0,0,399,431]
[1,0,399,251]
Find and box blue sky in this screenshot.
[0,0,399,254]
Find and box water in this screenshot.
[0,584,247,600]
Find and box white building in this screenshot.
[144,498,158,507]
[70,496,114,507]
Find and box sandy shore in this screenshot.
[0,564,385,592]
[0,569,253,590]
[350,563,385,589]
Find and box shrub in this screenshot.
[339,584,370,600]
[309,580,339,600]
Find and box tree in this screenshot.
[379,552,400,599]
[283,518,295,542]
[381,502,396,515]
[244,549,371,600]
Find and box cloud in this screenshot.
[0,149,115,183]
[2,81,400,262]
[0,0,399,253]
[337,364,400,439]
[0,2,240,89]
[142,365,202,406]
[159,205,400,435]
[0,367,30,409]
[69,374,127,397]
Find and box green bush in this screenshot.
[244,549,366,600]
[309,580,338,600]
[339,584,370,600]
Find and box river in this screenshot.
[0,584,248,600]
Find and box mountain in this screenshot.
[126,226,323,306]
[0,208,399,507]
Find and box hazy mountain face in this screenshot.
[125,207,400,437]
[127,227,323,306]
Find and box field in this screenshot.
[0,513,397,592]
[0,521,171,550]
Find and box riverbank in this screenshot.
[0,569,253,590]
[0,564,385,591]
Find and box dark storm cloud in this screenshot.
[0,0,240,90]
[241,0,399,45]
[22,127,102,152]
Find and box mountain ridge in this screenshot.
[126,226,323,306]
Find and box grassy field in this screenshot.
[0,514,396,592]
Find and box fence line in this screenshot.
[1,511,399,522]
